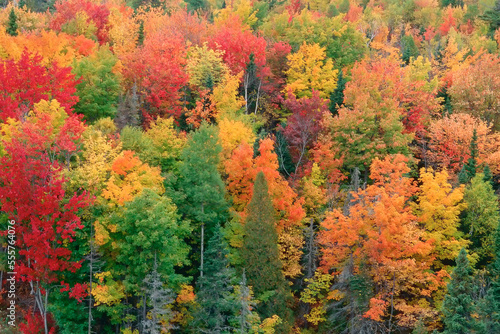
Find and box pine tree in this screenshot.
[462,173,500,267]
[483,164,493,185]
[191,225,237,333]
[329,69,346,115]
[458,165,469,184]
[483,225,500,332]
[442,248,478,334]
[465,129,478,179]
[401,35,419,64]
[137,21,144,47]
[6,8,18,37]
[241,172,292,330]
[476,223,500,333]
[177,123,229,278]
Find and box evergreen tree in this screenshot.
[482,224,500,332]
[483,164,493,185]
[329,69,346,115]
[241,172,292,331]
[480,0,500,35]
[458,129,479,184]
[462,173,500,267]
[458,165,469,184]
[177,123,229,278]
[465,129,478,179]
[191,225,237,333]
[6,8,18,37]
[137,21,145,47]
[442,248,478,334]
[401,35,419,64]
[441,0,464,7]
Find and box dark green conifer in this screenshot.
[442,248,478,334]
[483,164,493,184]
[191,225,237,333]
[6,8,18,37]
[241,172,292,330]
[137,21,144,47]
[465,129,478,179]
[401,35,419,64]
[329,69,346,115]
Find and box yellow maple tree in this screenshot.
[285,42,338,99]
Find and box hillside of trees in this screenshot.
[0,0,499,333]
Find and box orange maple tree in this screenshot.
[318,154,439,327]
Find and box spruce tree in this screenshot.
[442,248,478,334]
[241,172,292,330]
[483,225,500,332]
[137,21,145,47]
[476,223,500,333]
[329,69,346,115]
[191,225,237,333]
[462,173,500,267]
[6,8,18,37]
[401,35,419,64]
[483,164,493,185]
[465,129,478,179]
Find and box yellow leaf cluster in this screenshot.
[218,118,255,161]
[108,6,138,58]
[285,42,338,99]
[212,71,246,118]
[102,151,165,207]
[92,271,125,306]
[0,29,83,67]
[186,43,228,88]
[0,4,48,33]
[66,122,122,193]
[414,168,468,269]
[300,271,333,325]
[145,117,186,164]
[215,0,258,29]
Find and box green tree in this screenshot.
[137,21,144,47]
[462,173,500,267]
[177,123,229,278]
[441,0,464,8]
[442,248,479,334]
[191,225,238,333]
[401,35,419,64]
[480,225,500,332]
[241,172,292,330]
[465,129,478,179]
[480,0,500,35]
[110,189,191,293]
[329,69,346,115]
[6,8,18,36]
[73,47,121,123]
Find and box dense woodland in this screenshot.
[0,0,499,333]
